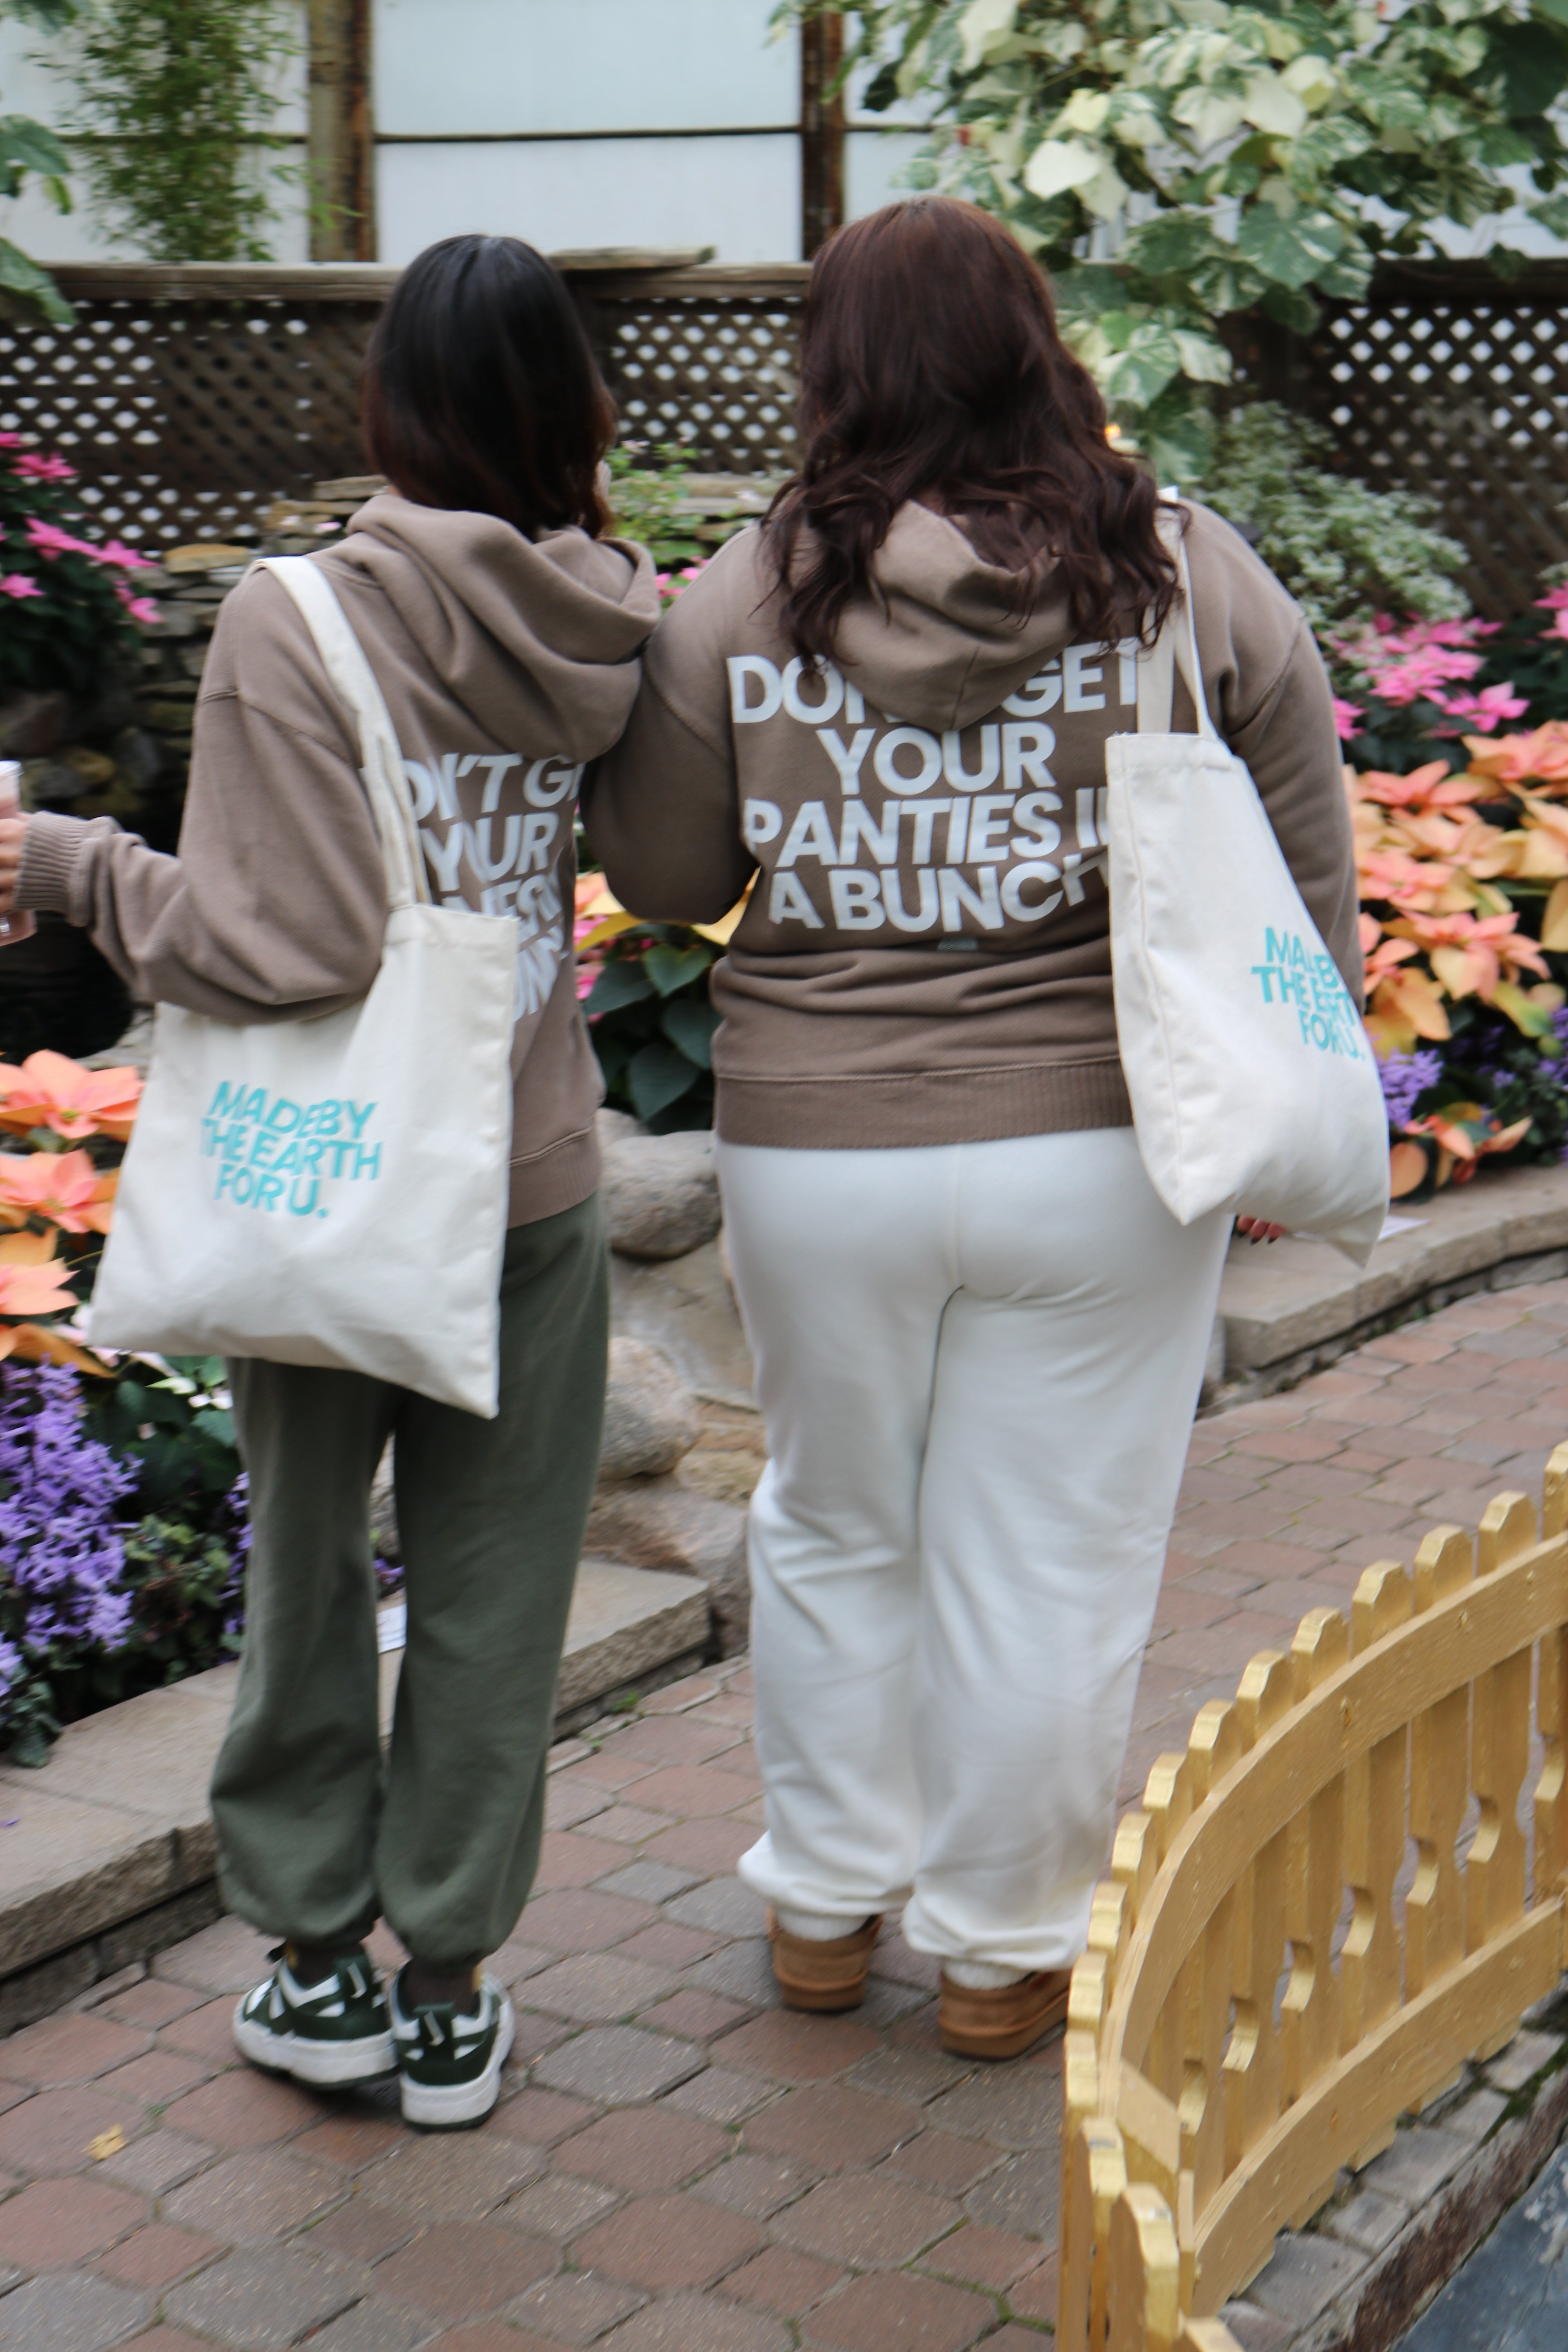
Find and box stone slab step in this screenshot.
[1217,1162,1568,1394]
[375,1559,709,1736]
[0,1557,710,2011]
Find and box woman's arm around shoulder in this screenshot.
[7,564,387,1022]
[1181,500,1361,1006]
[582,528,759,924]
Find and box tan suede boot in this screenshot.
[766,1911,883,2012]
[938,1968,1072,2059]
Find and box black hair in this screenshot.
[362,233,615,537]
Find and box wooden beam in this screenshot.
[308,0,376,263]
[37,262,810,306]
[800,12,846,258]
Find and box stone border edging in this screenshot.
[1222,1989,1568,2350]
[1211,1161,1568,1406]
[0,1562,711,2035]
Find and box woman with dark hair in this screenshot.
[0,235,659,2123]
[586,197,1356,2059]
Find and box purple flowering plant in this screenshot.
[0,1354,254,1764]
[0,1364,136,1762]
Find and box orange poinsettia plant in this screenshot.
[0,1051,142,1372]
[1348,715,1568,1197]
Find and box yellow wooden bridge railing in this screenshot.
[1058,1442,1568,2352]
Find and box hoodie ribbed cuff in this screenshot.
[15,810,90,916]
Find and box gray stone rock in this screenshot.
[0,688,69,759]
[611,1239,755,1408]
[596,1106,646,1149]
[584,1476,749,1657]
[603,1129,721,1260]
[370,1438,399,1564]
[600,1338,701,1478]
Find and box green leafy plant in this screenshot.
[0,0,76,323]
[83,1352,243,1516]
[1202,403,1468,641]
[46,1506,245,1720]
[606,444,707,570]
[583,922,720,1130]
[64,0,300,261]
[792,0,1568,478]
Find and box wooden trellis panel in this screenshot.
[0,265,393,551]
[1242,260,1568,621]
[9,258,1568,595]
[0,261,808,553]
[573,266,808,475]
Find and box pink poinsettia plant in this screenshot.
[0,433,159,699]
[1334,616,1528,740]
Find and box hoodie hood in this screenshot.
[336,489,662,760]
[830,502,1077,733]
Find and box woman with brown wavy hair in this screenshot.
[586,197,1355,2059]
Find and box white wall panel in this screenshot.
[377,134,799,265]
[845,129,925,222]
[377,0,795,134]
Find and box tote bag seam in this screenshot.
[1125,739,1191,1223]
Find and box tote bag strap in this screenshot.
[259,555,430,912]
[1135,506,1220,744]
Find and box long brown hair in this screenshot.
[767,197,1179,662]
[363,234,616,539]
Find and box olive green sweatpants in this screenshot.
[211,1195,608,1970]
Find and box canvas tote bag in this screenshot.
[1104,527,1389,1267]
[89,557,518,1415]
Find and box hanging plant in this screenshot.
[0,0,77,322]
[63,0,301,261]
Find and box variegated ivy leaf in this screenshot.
[1171,85,1249,152]
[1171,330,1234,384]
[1235,201,1345,290]
[1022,137,1103,201]
[789,0,1568,450]
[956,0,1016,73]
[1098,323,1183,406]
[1241,70,1309,139]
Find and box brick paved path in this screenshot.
[4,1276,1568,2352]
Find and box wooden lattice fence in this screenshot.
[1241,260,1568,620]
[0,261,808,552]
[0,265,389,552]
[1058,1445,1568,2351]
[5,258,1568,603]
[572,265,808,474]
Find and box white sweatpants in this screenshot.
[718,1126,1229,1975]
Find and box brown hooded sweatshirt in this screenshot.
[16,492,661,1225]
[584,499,1358,1151]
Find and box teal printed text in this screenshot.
[199,1083,383,1217]
[1250,927,1365,1060]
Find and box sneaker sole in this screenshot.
[232,2004,396,2085]
[399,1999,515,2130]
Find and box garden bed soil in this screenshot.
[0,1559,708,2034]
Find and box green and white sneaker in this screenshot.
[390,1965,515,2129]
[232,1945,396,2087]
